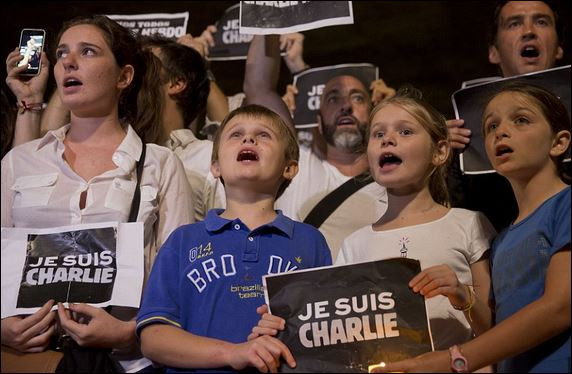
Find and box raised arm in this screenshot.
[244,35,294,129]
[178,25,229,124]
[5,48,49,146]
[205,80,229,123]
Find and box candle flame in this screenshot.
[368,361,386,372]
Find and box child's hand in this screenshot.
[228,335,296,373]
[409,264,470,309]
[248,304,286,341]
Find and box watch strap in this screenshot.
[449,345,469,373]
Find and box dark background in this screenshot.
[1,1,570,118]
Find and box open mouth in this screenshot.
[337,116,357,126]
[237,149,259,162]
[495,145,513,157]
[379,153,402,168]
[63,78,83,88]
[521,46,540,58]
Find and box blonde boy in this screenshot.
[136,105,332,373]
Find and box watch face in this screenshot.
[453,358,467,370]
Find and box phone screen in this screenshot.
[18,29,45,75]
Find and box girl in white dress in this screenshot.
[334,87,496,350]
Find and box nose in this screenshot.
[381,132,396,147]
[521,19,537,42]
[242,136,256,144]
[340,97,353,115]
[61,52,78,71]
[494,122,510,141]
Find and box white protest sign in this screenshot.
[107,12,189,38]
[1,221,144,318]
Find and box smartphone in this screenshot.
[18,28,46,76]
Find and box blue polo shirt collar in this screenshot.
[204,209,294,238]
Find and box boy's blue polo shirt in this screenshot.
[136,209,332,372]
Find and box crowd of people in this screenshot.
[1,1,570,373]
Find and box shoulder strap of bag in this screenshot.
[127,143,146,223]
[103,144,145,346]
[303,172,374,228]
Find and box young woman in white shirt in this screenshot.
[1,15,192,372]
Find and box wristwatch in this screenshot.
[449,345,468,373]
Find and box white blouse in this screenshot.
[1,124,193,280]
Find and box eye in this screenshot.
[55,49,67,59]
[326,95,338,104]
[507,20,521,28]
[537,17,550,26]
[514,116,530,125]
[485,122,498,133]
[372,131,384,139]
[351,94,365,103]
[229,131,242,138]
[399,129,413,136]
[258,131,271,139]
[82,47,96,56]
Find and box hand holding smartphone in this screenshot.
[18,28,46,76]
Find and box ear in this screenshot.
[550,130,571,158]
[168,77,187,95]
[117,64,135,90]
[488,45,501,65]
[432,139,450,166]
[282,160,299,181]
[210,161,221,179]
[317,113,324,135]
[555,46,564,61]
